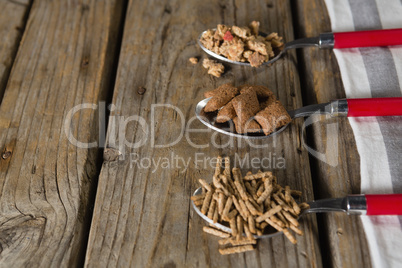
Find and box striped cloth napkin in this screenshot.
[323,0,402,267]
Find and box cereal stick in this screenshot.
[260,221,268,230]
[251,179,257,190]
[218,193,226,214]
[214,156,223,176]
[222,196,233,220]
[282,210,299,227]
[256,184,265,197]
[299,202,310,210]
[218,238,232,246]
[213,175,230,196]
[230,217,238,236]
[239,199,251,218]
[290,196,301,215]
[291,190,302,197]
[244,171,273,180]
[248,216,256,234]
[224,156,231,177]
[207,198,217,220]
[193,199,204,207]
[219,245,254,255]
[232,168,241,182]
[203,226,231,238]
[236,215,244,241]
[227,209,238,220]
[273,193,292,211]
[265,218,283,232]
[290,225,303,236]
[244,182,256,197]
[213,207,219,223]
[283,228,297,244]
[199,179,212,192]
[271,202,288,227]
[277,211,289,228]
[245,200,262,216]
[285,186,291,204]
[230,239,257,246]
[256,205,282,223]
[244,225,255,241]
[234,180,248,201]
[226,174,238,197]
[219,174,235,195]
[257,180,273,204]
[249,198,263,214]
[212,175,221,189]
[232,195,247,221]
[191,194,206,201]
[270,215,285,228]
[263,196,271,208]
[215,189,223,195]
[256,229,263,236]
[201,190,213,214]
[274,184,282,193]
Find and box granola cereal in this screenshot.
[193,156,309,255]
[189,57,199,64]
[200,21,284,67]
[202,58,225,77]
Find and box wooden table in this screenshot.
[0,0,371,267]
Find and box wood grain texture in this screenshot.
[0,0,30,101]
[0,0,124,266]
[85,0,322,267]
[293,0,371,267]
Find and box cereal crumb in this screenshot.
[189,57,198,64]
[203,59,225,78]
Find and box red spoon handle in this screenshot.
[333,28,402,48]
[366,194,402,215]
[347,97,402,117]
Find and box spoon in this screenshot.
[192,187,402,239]
[195,97,402,139]
[198,28,402,66]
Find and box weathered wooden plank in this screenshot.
[85,0,322,267]
[293,0,371,267]
[0,0,30,100]
[0,0,124,267]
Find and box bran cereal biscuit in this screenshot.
[233,117,261,134]
[204,84,239,112]
[259,95,276,111]
[231,89,260,126]
[240,85,275,99]
[254,100,291,135]
[216,100,237,123]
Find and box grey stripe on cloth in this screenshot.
[348,0,402,223]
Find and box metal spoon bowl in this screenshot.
[192,187,375,239]
[191,187,282,239]
[198,30,328,67]
[195,97,344,140]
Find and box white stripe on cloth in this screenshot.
[324,0,402,267]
